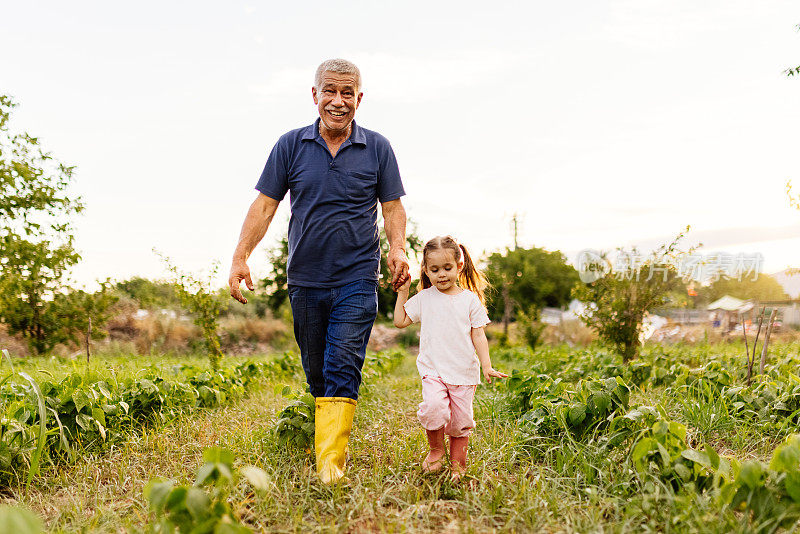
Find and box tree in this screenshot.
[260,236,289,317]
[572,231,689,362]
[159,253,225,370]
[484,246,580,329]
[115,276,181,310]
[50,284,118,349]
[699,274,789,304]
[0,95,93,354]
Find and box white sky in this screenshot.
[1,1,799,289]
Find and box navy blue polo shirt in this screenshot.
[255,119,406,288]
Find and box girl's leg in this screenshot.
[449,436,469,480]
[423,427,446,473]
[417,376,450,473]
[443,384,477,481]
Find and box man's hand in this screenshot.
[397,275,412,293]
[228,193,280,304]
[387,247,410,291]
[380,198,408,292]
[229,259,255,304]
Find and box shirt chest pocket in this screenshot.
[344,169,378,202]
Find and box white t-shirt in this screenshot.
[403,287,491,385]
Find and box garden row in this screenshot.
[1,348,409,488]
[0,348,407,533]
[498,343,800,431]
[0,350,305,486]
[502,366,800,529]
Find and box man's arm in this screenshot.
[380,198,410,290]
[229,193,281,304]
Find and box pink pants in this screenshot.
[417,375,477,438]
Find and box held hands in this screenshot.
[397,276,412,293]
[482,366,509,384]
[387,248,410,292]
[228,260,255,304]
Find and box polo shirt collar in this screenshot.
[302,118,366,146]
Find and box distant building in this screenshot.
[707,295,751,330]
[755,299,800,327]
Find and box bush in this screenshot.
[395,325,419,348]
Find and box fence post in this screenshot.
[759,309,778,375]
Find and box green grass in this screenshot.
[4,343,800,532]
[2,352,261,383]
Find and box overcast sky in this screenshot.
[2,1,799,289]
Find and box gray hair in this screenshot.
[314,59,362,91]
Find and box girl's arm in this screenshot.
[393,279,413,328]
[471,326,508,383]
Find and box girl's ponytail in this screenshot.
[458,244,489,306]
[419,266,432,291]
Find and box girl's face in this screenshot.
[424,248,463,292]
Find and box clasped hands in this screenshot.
[386,247,410,292]
[229,248,410,304]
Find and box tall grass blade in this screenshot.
[1,349,15,373]
[17,372,46,487]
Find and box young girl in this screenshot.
[394,235,507,480]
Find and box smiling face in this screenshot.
[312,71,362,136]
[423,248,464,292]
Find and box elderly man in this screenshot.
[229,59,409,483]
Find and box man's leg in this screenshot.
[314,279,378,483]
[323,279,378,399]
[287,285,331,398]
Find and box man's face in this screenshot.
[312,71,362,134]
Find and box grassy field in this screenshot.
[3,341,800,532]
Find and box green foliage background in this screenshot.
[0,95,114,354]
[484,246,580,321]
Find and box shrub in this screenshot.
[572,230,690,362]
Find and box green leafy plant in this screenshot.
[273,386,315,452]
[509,371,631,439]
[158,253,225,370]
[0,349,47,487]
[517,307,545,351]
[144,447,269,533]
[630,420,730,492]
[572,229,690,362]
[717,434,800,529]
[0,355,288,484]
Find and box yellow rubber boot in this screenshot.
[315,397,357,484]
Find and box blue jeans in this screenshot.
[288,279,378,400]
